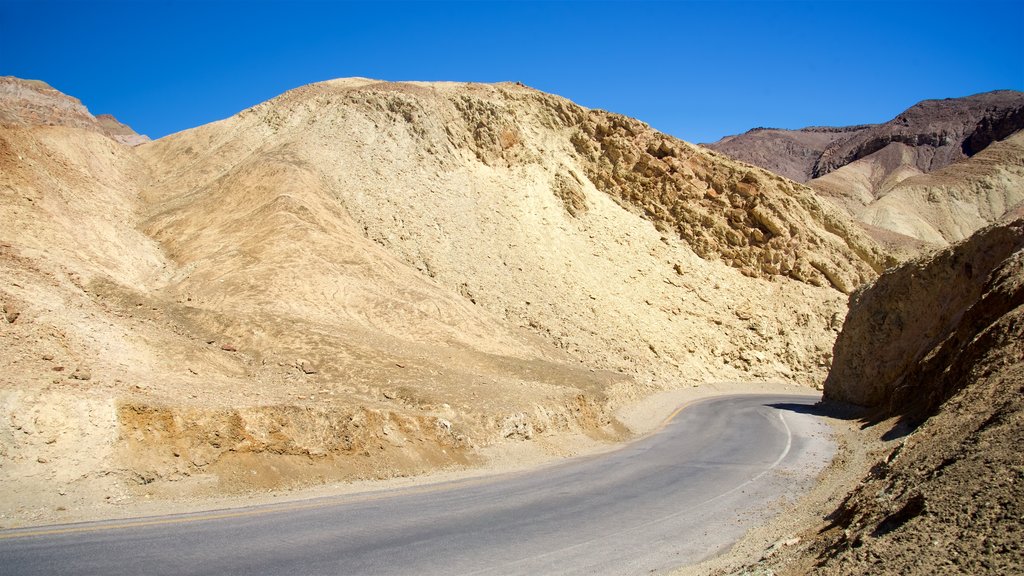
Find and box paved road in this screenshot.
[0,394,833,575]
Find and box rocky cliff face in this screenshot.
[0,76,149,145]
[824,214,1024,413]
[566,114,888,291]
[784,214,1024,575]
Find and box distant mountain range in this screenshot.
[705,90,1024,254]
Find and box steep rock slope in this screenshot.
[0,76,149,145]
[800,215,1024,574]
[825,214,1024,411]
[2,78,885,523]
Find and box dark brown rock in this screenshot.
[2,303,19,324]
[704,125,871,182]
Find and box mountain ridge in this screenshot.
[705,90,1024,253]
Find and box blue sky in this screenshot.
[2,1,1022,143]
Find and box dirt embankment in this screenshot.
[726,215,1024,575]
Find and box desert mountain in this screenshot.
[811,90,1024,178]
[706,91,1024,252]
[834,131,1024,247]
[705,125,871,183]
[1,78,885,523]
[0,76,150,146]
[706,91,1024,183]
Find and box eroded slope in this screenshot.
[0,76,149,145]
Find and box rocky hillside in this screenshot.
[0,78,886,524]
[849,131,1024,247]
[748,214,1024,574]
[706,91,1024,252]
[0,76,149,145]
[707,91,1024,183]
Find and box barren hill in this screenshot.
[707,91,1024,183]
[812,90,1024,178]
[706,91,1024,253]
[839,131,1024,246]
[1,78,884,524]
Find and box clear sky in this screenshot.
[2,0,1022,143]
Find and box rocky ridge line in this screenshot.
[0,76,149,146]
[813,90,1024,178]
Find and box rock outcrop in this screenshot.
[570,112,886,290]
[779,213,1024,575]
[824,214,1024,413]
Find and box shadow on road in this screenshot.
[770,399,914,441]
[767,400,868,422]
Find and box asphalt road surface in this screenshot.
[0,394,833,575]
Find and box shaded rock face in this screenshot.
[0,76,149,145]
[797,215,1024,575]
[824,215,1024,415]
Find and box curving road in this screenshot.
[0,394,833,575]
